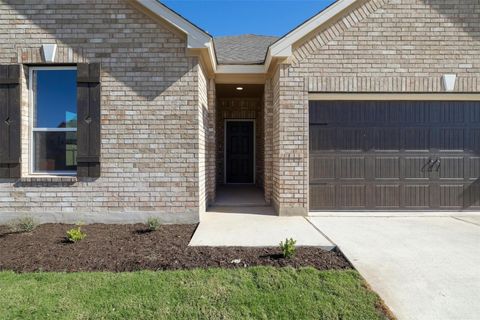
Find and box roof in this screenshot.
[134,0,360,72]
[214,35,279,65]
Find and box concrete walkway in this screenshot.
[309,215,480,320]
[189,206,334,249]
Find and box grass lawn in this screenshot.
[0,267,390,320]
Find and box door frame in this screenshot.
[224,119,256,184]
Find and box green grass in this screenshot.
[0,267,388,320]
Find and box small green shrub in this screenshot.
[279,238,297,259]
[146,217,161,231]
[10,216,37,233]
[66,226,87,243]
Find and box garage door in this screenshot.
[309,100,480,210]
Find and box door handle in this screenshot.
[423,158,435,172]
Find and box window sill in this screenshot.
[20,175,78,183]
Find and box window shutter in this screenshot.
[0,65,21,179]
[77,63,101,178]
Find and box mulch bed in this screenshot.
[0,223,351,272]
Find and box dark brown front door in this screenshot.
[309,100,480,211]
[226,121,254,183]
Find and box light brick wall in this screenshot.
[0,0,207,223]
[271,0,480,215]
[293,0,480,91]
[198,63,209,213]
[271,68,281,211]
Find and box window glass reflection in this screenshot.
[33,132,77,172]
[33,69,77,129]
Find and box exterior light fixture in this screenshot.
[236,86,244,91]
[442,74,456,92]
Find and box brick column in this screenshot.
[207,79,216,205]
[271,64,309,216]
[263,79,273,204]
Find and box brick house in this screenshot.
[0,0,479,224]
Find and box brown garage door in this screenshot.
[309,100,480,210]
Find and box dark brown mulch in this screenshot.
[0,223,351,272]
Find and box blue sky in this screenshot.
[161,0,335,37]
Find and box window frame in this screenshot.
[29,66,78,176]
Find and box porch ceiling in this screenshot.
[216,84,264,98]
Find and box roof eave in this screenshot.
[134,0,217,73]
[135,0,212,49]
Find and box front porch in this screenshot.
[214,185,268,207]
[209,83,272,209]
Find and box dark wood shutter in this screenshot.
[77,63,101,178]
[0,65,21,179]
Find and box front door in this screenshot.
[226,121,254,183]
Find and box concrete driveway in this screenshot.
[309,215,480,320]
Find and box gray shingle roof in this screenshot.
[213,34,279,65]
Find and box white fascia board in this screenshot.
[264,49,272,68]
[136,0,211,49]
[206,40,218,71]
[216,64,266,74]
[269,0,357,58]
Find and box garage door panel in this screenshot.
[433,101,465,123]
[338,185,366,209]
[309,102,336,124]
[339,102,368,123]
[309,127,336,151]
[375,157,400,180]
[310,157,335,180]
[403,185,431,208]
[403,157,431,180]
[438,157,464,180]
[309,100,479,211]
[468,102,480,122]
[337,157,365,179]
[374,128,401,151]
[469,128,480,151]
[439,185,464,209]
[464,184,480,208]
[404,128,431,151]
[310,185,336,209]
[469,157,480,179]
[438,128,465,151]
[375,185,401,208]
[403,101,429,123]
[339,128,367,151]
[373,101,403,123]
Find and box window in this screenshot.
[30,67,77,175]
